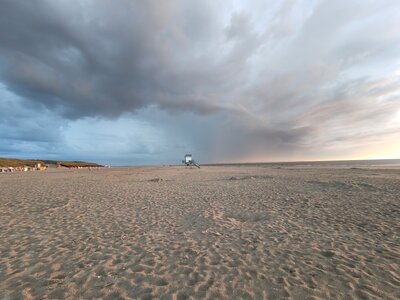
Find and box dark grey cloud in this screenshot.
[0,0,399,162]
[0,84,67,158]
[0,0,238,119]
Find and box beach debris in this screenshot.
[202,229,222,237]
[103,282,114,288]
[321,250,335,258]
[148,178,165,182]
[182,154,200,168]
[228,175,272,181]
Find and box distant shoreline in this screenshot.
[203,158,400,167]
[113,158,400,168]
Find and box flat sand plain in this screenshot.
[0,165,399,299]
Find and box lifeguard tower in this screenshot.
[182,154,200,168]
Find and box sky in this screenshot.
[0,0,400,165]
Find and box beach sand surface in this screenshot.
[0,165,399,299]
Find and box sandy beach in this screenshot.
[0,165,399,299]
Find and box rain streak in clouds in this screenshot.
[0,0,400,164]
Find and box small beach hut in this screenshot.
[34,163,46,171]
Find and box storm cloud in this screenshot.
[0,0,399,163]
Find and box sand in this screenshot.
[0,165,399,299]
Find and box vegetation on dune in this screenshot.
[0,158,45,168]
[0,158,103,168]
[57,161,103,168]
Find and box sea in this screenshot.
[204,159,400,168]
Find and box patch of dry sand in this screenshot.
[0,166,399,299]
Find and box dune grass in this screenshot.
[0,158,102,168]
